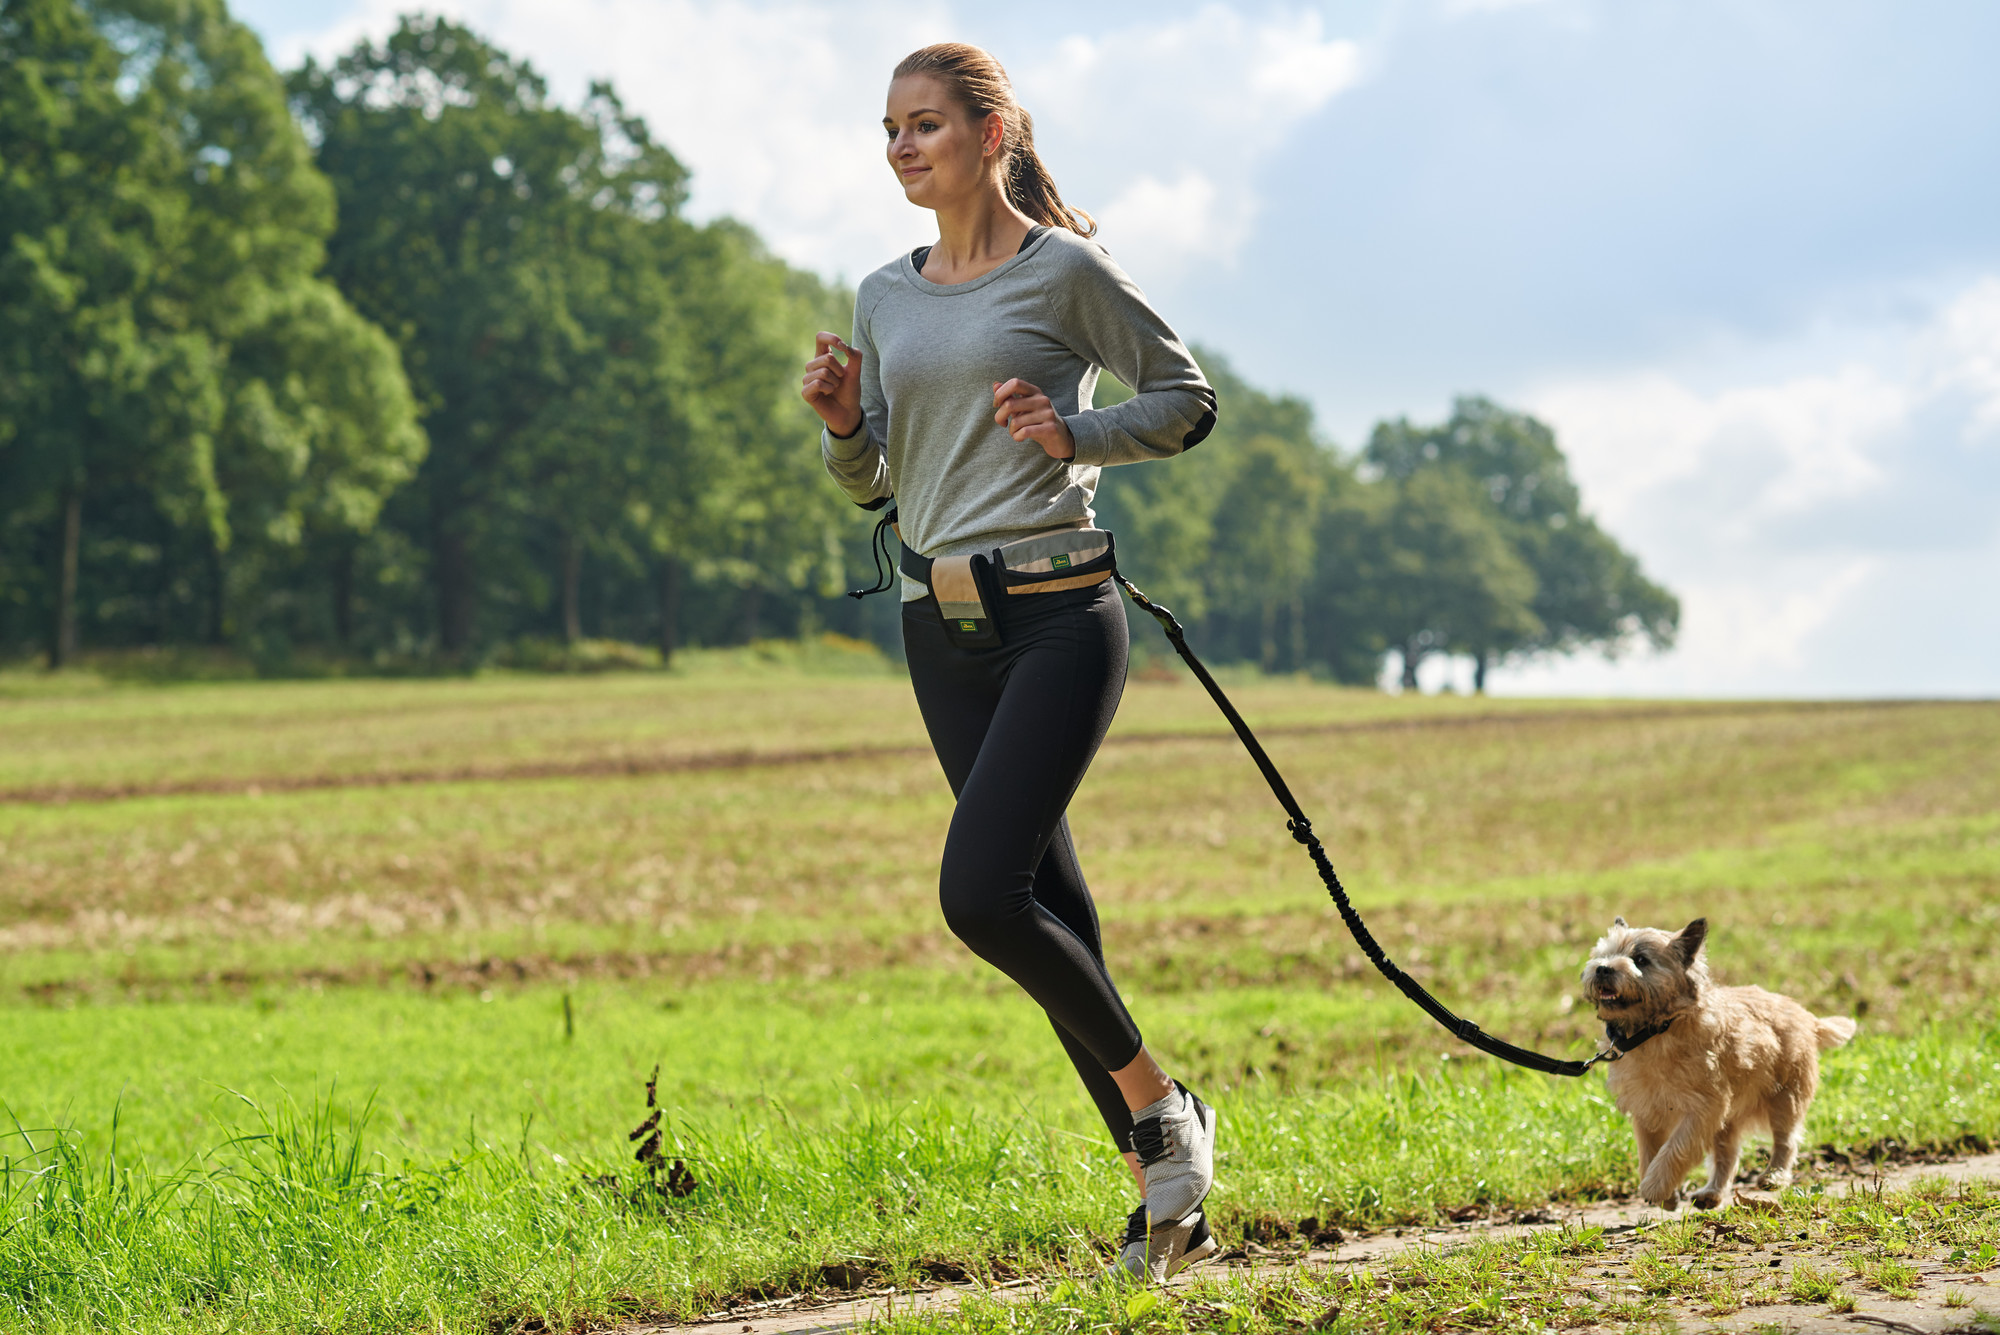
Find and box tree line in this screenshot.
[1,0,1676,687]
[1095,371,1679,686]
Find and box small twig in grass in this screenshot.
[624,1062,699,1204]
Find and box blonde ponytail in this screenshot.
[892,43,1096,237]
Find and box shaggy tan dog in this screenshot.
[1581,917,1857,1210]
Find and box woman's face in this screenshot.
[883,74,1002,210]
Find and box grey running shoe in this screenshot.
[1133,1082,1215,1225]
[1109,1202,1218,1283]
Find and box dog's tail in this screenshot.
[1815,1015,1858,1050]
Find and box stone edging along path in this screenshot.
[625,1153,2000,1335]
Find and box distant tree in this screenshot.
[219,283,425,646]
[294,21,850,661]
[1094,346,1348,666]
[0,0,187,663]
[1366,397,1677,689]
[641,220,853,653]
[0,0,420,663]
[292,19,692,655]
[1324,468,1540,689]
[1212,434,1325,670]
[1303,485,1389,684]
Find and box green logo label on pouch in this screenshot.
[958,620,976,633]
[1051,553,1071,570]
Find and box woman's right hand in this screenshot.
[802,332,865,439]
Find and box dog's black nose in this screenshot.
[1593,964,1613,979]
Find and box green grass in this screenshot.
[0,671,1997,1331]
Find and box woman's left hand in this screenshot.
[993,379,1076,460]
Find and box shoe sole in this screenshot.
[1111,1208,1219,1284]
[1164,1228,1219,1279]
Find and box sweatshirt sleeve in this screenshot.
[820,284,893,509]
[1040,240,1217,469]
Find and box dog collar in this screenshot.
[1603,1016,1675,1054]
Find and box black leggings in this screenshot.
[902,578,1141,1151]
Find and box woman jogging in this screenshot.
[800,43,1219,1283]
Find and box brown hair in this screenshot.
[892,43,1096,237]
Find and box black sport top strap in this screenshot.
[912,225,1047,276]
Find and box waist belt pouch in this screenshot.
[930,553,1003,648]
[994,529,1117,593]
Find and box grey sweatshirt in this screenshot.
[821,227,1216,599]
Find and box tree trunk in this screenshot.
[432,518,474,656]
[655,557,680,665]
[1473,648,1489,695]
[1259,598,1277,671]
[332,542,356,648]
[1401,639,1423,691]
[1289,593,1307,673]
[739,584,762,644]
[205,539,226,645]
[49,486,81,668]
[560,532,583,644]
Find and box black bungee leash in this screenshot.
[1110,573,1647,1078]
[851,509,1645,1076]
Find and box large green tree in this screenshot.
[1212,433,1325,670]
[0,0,421,663]
[1095,347,1347,670]
[293,21,855,661]
[1366,397,1678,689]
[293,20,720,657]
[1319,467,1541,689]
[628,219,853,656]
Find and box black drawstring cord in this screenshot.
[1114,571,1618,1079]
[848,508,899,600]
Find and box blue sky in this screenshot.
[241,0,2000,696]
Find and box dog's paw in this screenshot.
[1691,1187,1730,1211]
[1638,1177,1683,1210]
[1757,1169,1793,1191]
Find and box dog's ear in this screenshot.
[1670,918,1708,965]
[1612,916,1627,928]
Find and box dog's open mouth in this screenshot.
[1587,981,1630,1006]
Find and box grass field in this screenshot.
[1,652,1996,1332]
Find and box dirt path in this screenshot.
[636,1153,2000,1335]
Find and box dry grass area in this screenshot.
[3,692,1994,1009]
[0,660,1582,794]
[0,656,1848,796]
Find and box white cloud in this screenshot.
[1685,559,1876,673]
[1489,278,2000,696]
[279,1,1360,287]
[1016,7,1361,279]
[1928,277,2000,430]
[1093,171,1257,284]
[1532,365,1903,541]
[279,0,953,281]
